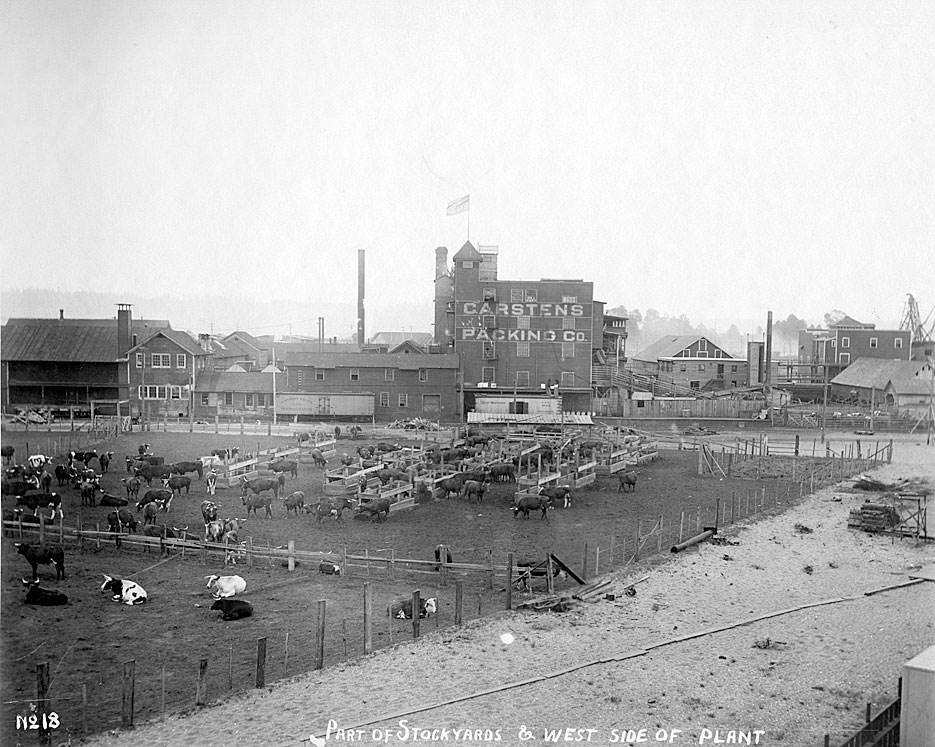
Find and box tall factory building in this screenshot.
[434,241,597,413]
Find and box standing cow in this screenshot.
[617,470,638,493]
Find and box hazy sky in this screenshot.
[2,1,933,335]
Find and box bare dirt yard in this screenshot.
[3,430,933,747]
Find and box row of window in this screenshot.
[136,353,187,369]
[834,337,903,350]
[138,385,185,400]
[296,368,430,385]
[480,342,576,358]
[479,370,576,387]
[661,362,739,374]
[204,393,269,407]
[479,288,579,304]
[479,316,579,330]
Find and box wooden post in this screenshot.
[888,439,893,464]
[255,637,267,688]
[228,646,233,690]
[439,543,448,587]
[455,581,463,625]
[389,548,395,580]
[582,542,589,580]
[38,515,45,545]
[609,533,615,567]
[411,589,421,639]
[697,445,703,475]
[315,600,326,669]
[196,658,208,706]
[634,520,640,560]
[363,582,372,654]
[678,511,685,543]
[36,662,51,745]
[546,553,555,594]
[287,540,295,572]
[121,659,136,729]
[246,536,253,568]
[506,552,514,610]
[594,546,600,575]
[487,549,494,589]
[727,451,732,477]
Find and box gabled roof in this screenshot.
[2,318,169,363]
[831,357,928,389]
[452,241,482,262]
[388,340,427,355]
[282,351,460,370]
[632,335,739,363]
[886,372,934,395]
[829,314,872,329]
[194,371,286,393]
[371,331,433,347]
[128,328,204,356]
[222,331,266,355]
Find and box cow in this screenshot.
[54,464,75,487]
[388,597,437,619]
[357,497,391,522]
[377,468,406,485]
[357,445,374,460]
[224,538,247,565]
[339,453,354,466]
[205,470,218,496]
[162,475,192,496]
[318,561,342,575]
[211,447,239,461]
[138,443,152,456]
[15,543,65,581]
[296,431,313,444]
[222,516,246,537]
[437,475,464,500]
[460,479,487,503]
[433,544,453,571]
[17,491,63,520]
[489,463,516,482]
[204,574,247,599]
[199,455,224,471]
[1,445,14,465]
[27,454,50,471]
[106,509,139,534]
[268,459,298,478]
[68,450,97,468]
[101,575,147,605]
[121,476,143,500]
[513,558,568,591]
[201,500,219,524]
[38,471,53,494]
[131,461,153,486]
[241,476,280,500]
[617,470,638,493]
[204,520,224,542]
[243,494,273,518]
[11,507,56,525]
[99,451,114,473]
[170,460,205,479]
[22,579,68,605]
[137,488,173,513]
[210,598,253,620]
[98,492,129,507]
[1,475,40,497]
[142,524,184,538]
[81,480,103,507]
[282,491,305,515]
[309,449,327,468]
[307,496,355,523]
[141,502,159,526]
[512,494,553,520]
[538,485,573,509]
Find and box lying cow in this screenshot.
[388,597,437,619]
[205,574,247,599]
[22,579,68,605]
[101,575,148,605]
[211,598,253,620]
[617,470,638,493]
[318,561,342,575]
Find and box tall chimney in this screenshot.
[357,250,366,345]
[117,304,132,358]
[764,310,773,390]
[59,309,64,320]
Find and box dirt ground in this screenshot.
[1,429,782,746]
[63,434,935,747]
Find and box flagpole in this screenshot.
[467,205,470,242]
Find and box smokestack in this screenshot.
[117,304,133,358]
[59,309,64,320]
[357,250,365,345]
[764,310,773,389]
[435,246,448,279]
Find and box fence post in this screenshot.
[582,542,589,580]
[363,582,372,654]
[255,637,267,688]
[315,600,326,669]
[546,553,555,595]
[122,659,136,729]
[506,552,514,610]
[246,536,253,568]
[411,589,422,639]
[36,662,51,746]
[196,658,208,706]
[287,540,295,572]
[455,581,463,625]
[439,543,449,587]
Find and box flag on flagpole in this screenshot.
[446,194,470,215]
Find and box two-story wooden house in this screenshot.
[127,329,209,419]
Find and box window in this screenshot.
[515,371,530,387]
[245,393,254,408]
[831,339,836,348]
[482,315,496,328]
[517,341,530,357]
[510,288,523,303]
[297,370,304,388]
[224,392,233,406]
[151,353,171,368]
[418,368,428,382]
[379,392,389,407]
[138,385,168,399]
[562,317,575,330]
[689,381,700,389]
[384,368,396,382]
[869,337,878,349]
[176,353,187,369]
[135,353,143,368]
[730,365,738,373]
[350,368,360,382]
[483,288,496,301]
[680,364,687,373]
[315,369,325,381]
[698,338,708,352]
[398,393,408,407]
[169,386,182,400]
[894,338,904,350]
[481,366,495,383]
[698,364,705,372]
[560,372,575,387]
[517,316,530,330]
[561,342,574,359]
[636,399,645,408]
[482,341,496,359]
[561,295,577,303]
[841,337,850,349]
[257,393,266,407]
[839,353,851,365]
[524,289,538,302]
[462,261,474,269]
[201,394,209,406]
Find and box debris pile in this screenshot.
[849,502,901,532]
[386,418,440,430]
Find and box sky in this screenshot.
[2,1,933,338]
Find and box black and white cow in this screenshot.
[388,597,437,619]
[101,575,147,605]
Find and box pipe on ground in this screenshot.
[670,527,716,553]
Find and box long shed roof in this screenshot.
[2,319,170,362]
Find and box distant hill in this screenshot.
[0,288,432,340]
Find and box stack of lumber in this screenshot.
[854,502,901,532]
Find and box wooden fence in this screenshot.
[823,678,901,747]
